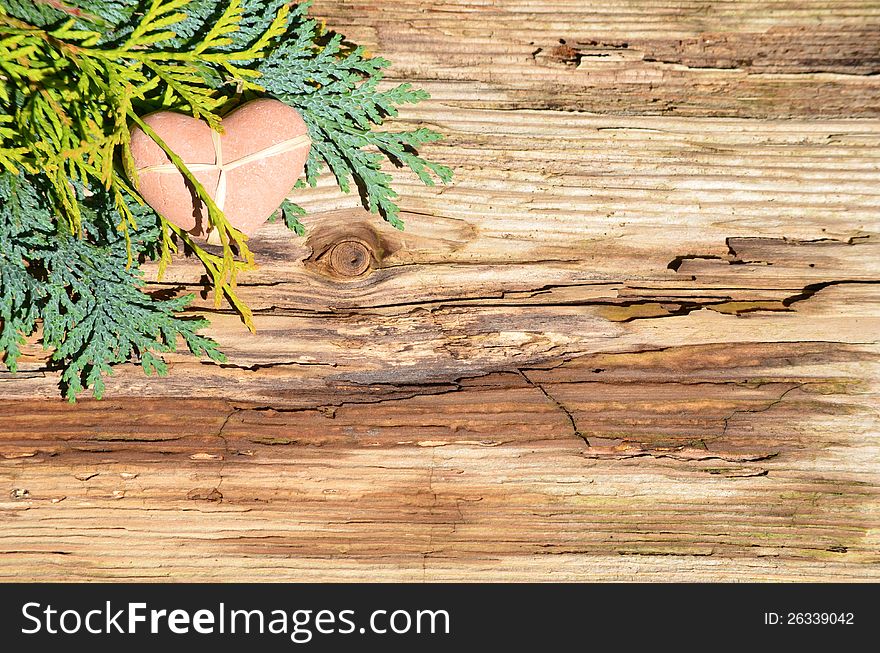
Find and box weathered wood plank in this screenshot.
[1,0,878,582]
[2,337,877,580]
[6,110,878,397]
[313,0,880,117]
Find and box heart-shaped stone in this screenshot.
[129,98,311,242]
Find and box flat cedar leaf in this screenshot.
[0,171,226,400]
[141,351,168,376]
[278,198,307,236]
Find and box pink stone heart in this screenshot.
[129,98,311,242]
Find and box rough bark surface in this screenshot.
[1,0,878,581]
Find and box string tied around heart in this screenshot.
[136,129,312,244]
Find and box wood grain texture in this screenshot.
[1,0,878,581]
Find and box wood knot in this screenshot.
[304,218,395,280]
[328,240,371,277]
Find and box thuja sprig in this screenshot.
[0,0,452,400]
[255,2,454,227]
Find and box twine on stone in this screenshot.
[137,130,312,244]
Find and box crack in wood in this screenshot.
[518,369,588,446]
[720,383,806,438]
[205,360,339,371]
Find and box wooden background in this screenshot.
[2,0,879,581]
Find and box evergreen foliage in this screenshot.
[0,0,451,400]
